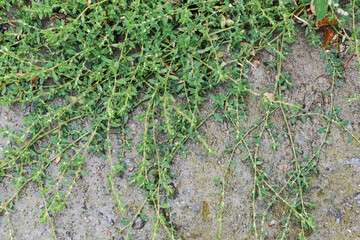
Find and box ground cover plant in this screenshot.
[0,0,359,239]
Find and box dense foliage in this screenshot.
[0,0,359,239]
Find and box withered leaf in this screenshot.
[322,28,334,47]
[217,52,225,58]
[317,15,337,28]
[252,60,261,69]
[30,76,39,85]
[310,1,315,16]
[69,96,84,105]
[263,92,274,101]
[55,156,61,164]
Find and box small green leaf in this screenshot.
[52,71,59,81]
[252,133,260,138]
[318,128,326,133]
[120,219,129,225]
[80,170,87,176]
[214,113,223,123]
[160,203,171,209]
[217,52,225,58]
[181,144,187,158]
[301,116,306,123]
[66,49,77,55]
[139,213,148,222]
[335,82,343,86]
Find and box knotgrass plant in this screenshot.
[0,0,359,239]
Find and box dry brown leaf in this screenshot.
[263,92,274,101]
[55,156,61,164]
[324,94,329,105]
[310,0,315,16]
[317,15,337,28]
[16,29,22,40]
[70,96,84,104]
[225,19,234,24]
[322,28,334,47]
[252,60,261,69]
[269,219,277,227]
[217,52,225,58]
[293,5,312,18]
[30,76,39,85]
[8,22,17,29]
[294,5,337,29]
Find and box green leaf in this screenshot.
[318,128,326,133]
[180,144,187,158]
[139,213,148,222]
[207,147,215,156]
[308,217,317,231]
[313,0,328,21]
[80,170,87,177]
[335,82,343,86]
[160,203,171,209]
[66,49,77,55]
[214,113,223,123]
[52,71,59,81]
[301,116,306,123]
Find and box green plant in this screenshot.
[0,0,359,239]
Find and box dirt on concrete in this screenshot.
[1,26,360,240]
